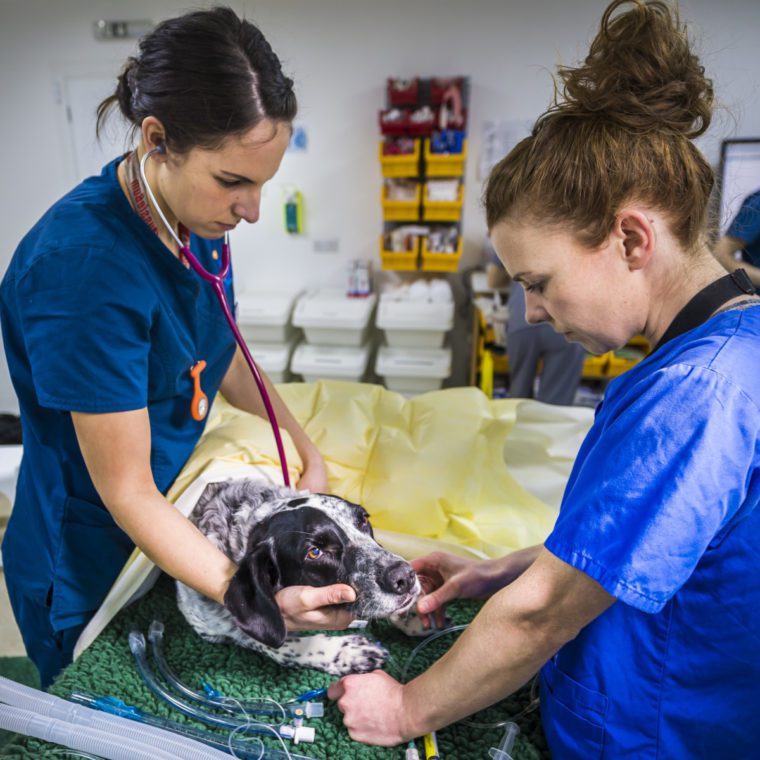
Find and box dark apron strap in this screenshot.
[652,268,756,353]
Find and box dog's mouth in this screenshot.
[394,589,421,615]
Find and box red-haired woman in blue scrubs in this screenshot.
[329,2,760,757]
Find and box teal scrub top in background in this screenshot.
[0,157,237,632]
[542,305,760,758]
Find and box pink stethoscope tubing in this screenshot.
[139,148,290,487]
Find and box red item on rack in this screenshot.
[387,77,419,106]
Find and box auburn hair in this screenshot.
[485,0,714,253]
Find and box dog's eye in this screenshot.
[305,547,323,560]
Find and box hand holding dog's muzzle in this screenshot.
[276,583,357,631]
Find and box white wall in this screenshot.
[1,0,759,411]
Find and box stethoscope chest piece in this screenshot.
[189,360,209,421]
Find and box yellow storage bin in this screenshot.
[422,183,464,222]
[607,348,646,378]
[379,235,420,271]
[628,334,651,354]
[421,236,463,272]
[424,139,467,177]
[582,352,610,379]
[381,183,421,221]
[493,353,509,375]
[379,139,421,178]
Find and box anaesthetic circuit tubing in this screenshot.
[0,702,184,760]
[0,675,231,760]
[130,630,315,745]
[69,692,317,760]
[147,621,323,720]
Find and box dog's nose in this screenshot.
[380,561,416,595]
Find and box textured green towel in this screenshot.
[1,576,550,759]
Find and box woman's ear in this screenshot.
[614,209,656,272]
[140,116,169,159]
[223,537,287,648]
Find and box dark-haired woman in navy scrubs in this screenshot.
[0,7,355,688]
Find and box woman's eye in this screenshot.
[216,177,241,188]
[305,547,323,560]
[525,281,544,294]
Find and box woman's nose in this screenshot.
[525,292,549,325]
[233,190,261,224]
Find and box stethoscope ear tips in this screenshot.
[155,143,167,155]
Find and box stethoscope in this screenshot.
[139,147,291,487]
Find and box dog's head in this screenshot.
[222,493,420,648]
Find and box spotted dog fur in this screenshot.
[176,480,422,676]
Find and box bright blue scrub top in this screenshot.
[727,188,760,267]
[0,157,236,633]
[541,305,760,758]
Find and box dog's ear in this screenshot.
[223,538,287,648]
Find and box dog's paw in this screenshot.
[328,635,389,676]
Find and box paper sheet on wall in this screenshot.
[479,119,533,181]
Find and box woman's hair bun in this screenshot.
[555,0,713,138]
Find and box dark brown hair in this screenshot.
[485,0,714,253]
[96,6,297,152]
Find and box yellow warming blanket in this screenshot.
[170,380,593,559]
[75,380,593,657]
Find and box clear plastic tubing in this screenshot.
[69,692,317,760]
[0,702,180,760]
[130,631,312,742]
[488,721,520,760]
[0,675,230,760]
[148,621,319,719]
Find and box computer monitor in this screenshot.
[718,138,760,235]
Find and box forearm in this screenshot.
[403,548,612,737]
[402,583,562,735]
[109,487,237,604]
[221,348,320,465]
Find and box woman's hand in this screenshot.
[411,552,484,628]
[296,451,329,493]
[328,670,413,746]
[412,546,542,627]
[275,583,356,631]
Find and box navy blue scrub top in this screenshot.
[541,304,760,758]
[0,157,236,632]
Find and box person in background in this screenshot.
[713,187,760,286]
[329,2,760,757]
[0,7,354,689]
[486,252,585,405]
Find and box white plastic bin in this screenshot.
[237,291,300,343]
[375,346,452,395]
[293,289,377,346]
[376,294,454,348]
[249,342,295,384]
[291,342,371,383]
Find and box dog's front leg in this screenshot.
[230,628,389,676]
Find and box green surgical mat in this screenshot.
[0,575,549,759]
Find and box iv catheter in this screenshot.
[0,675,231,759]
[139,148,291,487]
[69,692,319,760]
[129,631,315,744]
[148,621,324,719]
